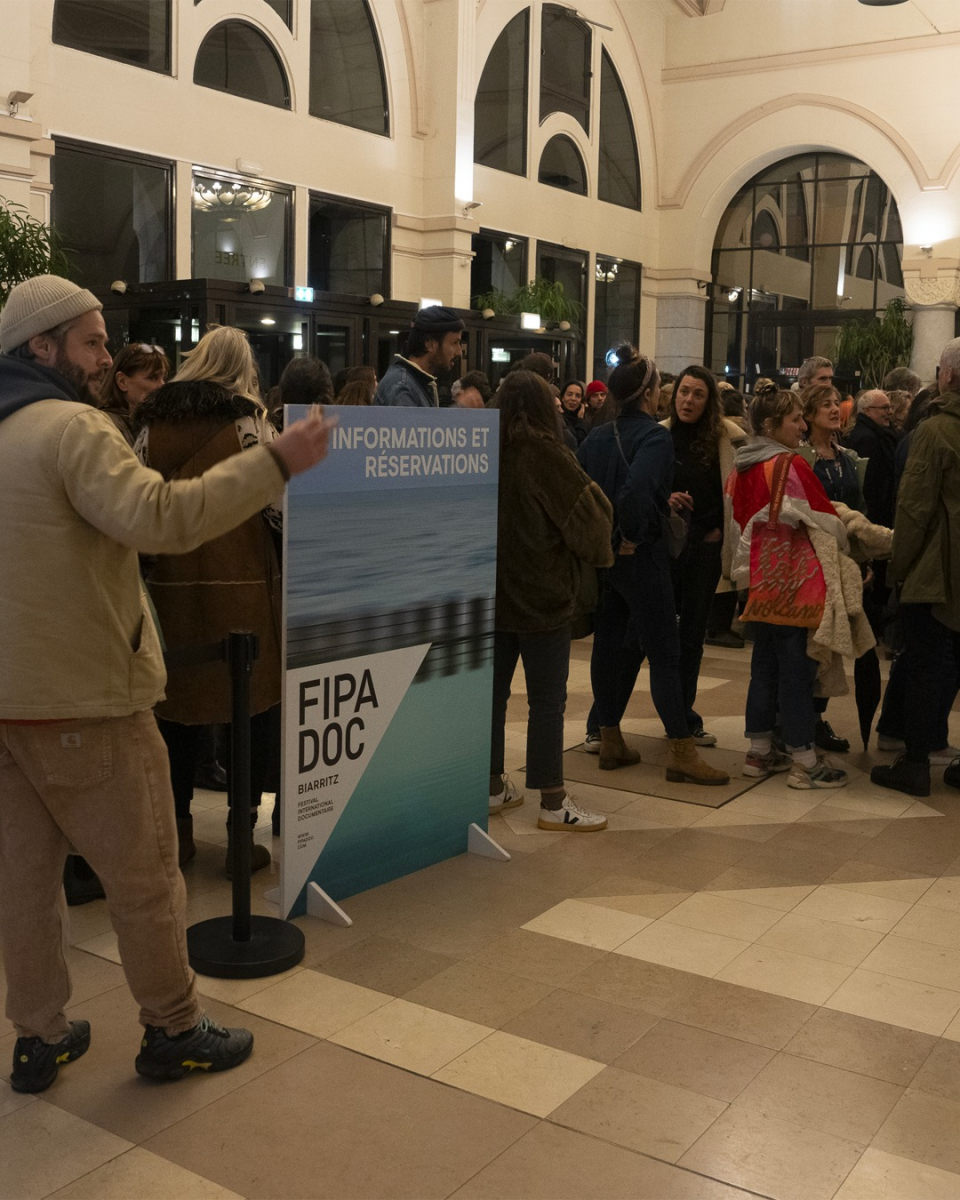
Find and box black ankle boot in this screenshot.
[63,856,106,906]
[815,720,850,753]
[871,754,930,798]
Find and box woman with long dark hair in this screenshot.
[489,370,614,831]
[663,365,746,745]
[558,379,589,445]
[578,348,729,786]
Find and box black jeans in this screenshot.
[672,537,723,731]
[591,546,689,739]
[491,628,570,791]
[745,623,818,749]
[900,604,960,762]
[158,704,280,820]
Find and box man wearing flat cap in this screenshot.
[0,275,333,1093]
[375,304,465,407]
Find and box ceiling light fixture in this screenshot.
[193,180,272,212]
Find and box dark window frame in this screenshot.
[473,8,529,176]
[706,152,905,387]
[191,166,295,288]
[536,238,588,319]
[52,135,175,284]
[308,0,390,136]
[597,49,641,211]
[53,0,172,74]
[594,255,641,337]
[539,3,591,132]
[194,19,291,110]
[306,189,393,299]
[471,228,528,300]
[538,133,588,195]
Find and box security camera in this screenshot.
[110,280,127,295]
[369,292,384,307]
[248,278,266,294]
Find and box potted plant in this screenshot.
[472,275,583,326]
[834,297,914,390]
[0,196,71,305]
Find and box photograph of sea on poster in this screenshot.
[282,405,499,909]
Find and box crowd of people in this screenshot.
[1,277,958,1098]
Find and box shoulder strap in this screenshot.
[611,421,632,468]
[766,453,793,527]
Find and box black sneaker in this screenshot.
[871,754,930,798]
[135,1015,253,1081]
[11,1020,91,1094]
[815,719,850,753]
[945,758,960,790]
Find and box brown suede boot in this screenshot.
[176,817,196,866]
[225,810,271,878]
[666,737,730,786]
[599,726,642,771]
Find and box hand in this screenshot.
[272,407,337,477]
[669,491,694,513]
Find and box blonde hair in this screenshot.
[749,380,800,437]
[174,325,263,407]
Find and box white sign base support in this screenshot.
[307,881,353,926]
[467,822,510,861]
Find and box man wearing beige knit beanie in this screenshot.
[0,275,335,1093]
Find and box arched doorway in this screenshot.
[706,153,904,390]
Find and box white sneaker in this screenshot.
[788,757,848,790]
[583,733,601,754]
[489,775,523,815]
[877,734,906,752]
[538,793,608,832]
[929,746,960,766]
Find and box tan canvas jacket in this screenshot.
[0,399,285,719]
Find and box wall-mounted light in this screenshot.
[726,287,742,302]
[369,293,384,307]
[481,308,496,320]
[110,280,128,295]
[261,317,276,326]
[920,245,934,257]
[558,320,571,332]
[461,201,483,218]
[7,90,32,116]
[520,312,541,330]
[248,278,266,294]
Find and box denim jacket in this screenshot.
[373,356,438,408]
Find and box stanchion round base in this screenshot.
[187,915,305,979]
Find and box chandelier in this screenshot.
[192,180,272,212]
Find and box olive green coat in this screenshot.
[891,392,960,631]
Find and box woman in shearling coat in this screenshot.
[488,370,614,832]
[135,325,281,871]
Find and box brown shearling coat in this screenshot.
[136,382,282,724]
[496,433,614,632]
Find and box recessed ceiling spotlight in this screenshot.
[857,0,908,6]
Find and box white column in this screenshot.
[904,269,960,386]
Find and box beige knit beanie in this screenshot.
[0,275,102,354]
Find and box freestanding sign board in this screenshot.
[280,405,499,920]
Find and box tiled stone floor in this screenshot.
[3,639,960,1199]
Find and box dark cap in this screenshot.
[413,305,465,335]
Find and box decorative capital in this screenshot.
[904,276,960,309]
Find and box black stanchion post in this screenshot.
[186,629,305,979]
[228,631,254,943]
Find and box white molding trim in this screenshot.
[659,93,949,209]
[662,28,960,84]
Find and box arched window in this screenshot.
[707,153,904,390]
[194,0,291,25]
[598,51,640,210]
[474,10,529,176]
[194,21,290,109]
[538,135,587,194]
[309,0,388,136]
[540,5,590,131]
[53,0,170,74]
